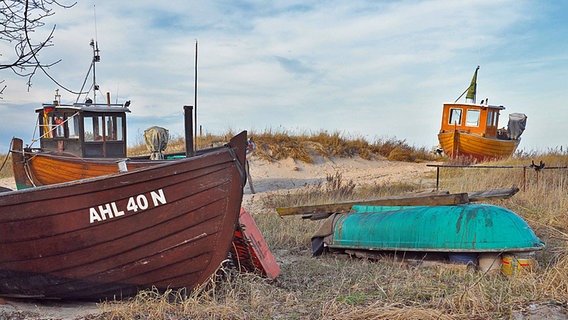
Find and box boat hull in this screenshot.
[438,130,519,161]
[10,139,224,190]
[0,131,248,300]
[326,204,544,253]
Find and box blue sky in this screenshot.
[1,0,567,154]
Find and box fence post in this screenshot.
[522,167,526,192]
[436,167,440,191]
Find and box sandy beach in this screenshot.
[0,154,436,193]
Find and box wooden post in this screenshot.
[245,160,255,194]
[523,167,526,192]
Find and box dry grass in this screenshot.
[0,130,437,178]
[128,132,235,157]
[248,129,438,163]
[0,152,12,179]
[92,149,568,319]
[1,132,568,319]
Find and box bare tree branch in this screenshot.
[0,0,75,92]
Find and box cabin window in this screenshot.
[105,116,116,140]
[486,110,495,126]
[84,115,124,141]
[40,114,53,138]
[116,117,124,141]
[466,109,480,127]
[103,115,124,141]
[54,116,64,137]
[84,115,103,141]
[449,108,462,125]
[68,116,80,138]
[39,112,80,139]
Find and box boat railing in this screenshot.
[72,102,129,108]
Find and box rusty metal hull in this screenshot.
[0,131,247,300]
[327,204,544,253]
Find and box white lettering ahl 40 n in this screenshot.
[89,189,167,224]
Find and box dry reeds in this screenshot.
[95,148,568,319]
[2,131,568,319]
[248,129,438,163]
[0,152,12,179]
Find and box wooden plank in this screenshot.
[468,187,519,202]
[277,193,470,217]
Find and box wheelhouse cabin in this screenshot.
[36,102,130,158]
[439,102,505,139]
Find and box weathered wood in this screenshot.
[245,160,255,194]
[0,131,248,300]
[277,193,470,217]
[11,139,229,190]
[230,208,279,280]
[468,187,519,202]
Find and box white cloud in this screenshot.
[1,0,566,154]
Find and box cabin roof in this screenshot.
[443,102,506,110]
[35,103,131,114]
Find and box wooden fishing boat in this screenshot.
[10,41,198,190]
[9,108,246,190]
[437,67,527,161]
[9,97,200,190]
[0,131,248,300]
[312,204,544,256]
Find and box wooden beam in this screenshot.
[468,187,519,202]
[277,193,470,217]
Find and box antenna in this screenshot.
[91,4,100,103]
[93,4,99,41]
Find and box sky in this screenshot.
[1,0,567,154]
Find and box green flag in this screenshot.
[465,66,479,103]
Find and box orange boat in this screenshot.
[437,67,526,162]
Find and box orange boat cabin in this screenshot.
[439,102,507,139]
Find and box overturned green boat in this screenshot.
[312,204,544,255]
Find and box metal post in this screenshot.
[184,105,194,157]
[194,40,198,150]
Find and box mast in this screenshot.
[194,40,198,149]
[90,39,101,104]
